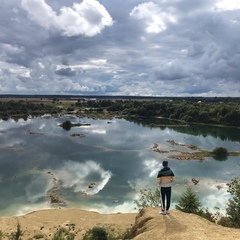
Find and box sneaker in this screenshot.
[160,210,166,215]
[166,210,170,214]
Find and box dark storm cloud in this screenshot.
[0,0,239,96]
[55,67,76,77]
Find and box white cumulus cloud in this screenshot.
[21,0,113,37]
[130,1,176,33]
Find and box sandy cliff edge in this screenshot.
[0,208,240,240]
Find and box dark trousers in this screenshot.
[160,187,171,211]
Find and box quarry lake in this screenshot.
[0,116,239,216]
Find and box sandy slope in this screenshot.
[0,209,136,239]
[131,208,240,240]
[0,208,240,239]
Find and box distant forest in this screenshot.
[0,96,239,127]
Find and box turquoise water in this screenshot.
[0,116,239,216]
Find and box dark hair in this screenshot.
[162,161,168,167]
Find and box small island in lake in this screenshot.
[59,120,91,131]
[152,140,240,161]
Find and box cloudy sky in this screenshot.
[0,0,240,96]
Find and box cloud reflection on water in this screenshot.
[57,160,112,195]
[0,117,239,216]
[25,174,52,203]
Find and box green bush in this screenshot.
[117,228,132,240]
[83,227,108,240]
[197,208,215,222]
[218,216,232,227]
[225,177,240,228]
[33,233,44,239]
[8,223,23,240]
[82,226,131,240]
[0,231,5,240]
[60,120,72,131]
[134,188,160,211]
[52,227,75,240]
[176,186,201,213]
[212,147,228,157]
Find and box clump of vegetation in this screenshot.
[59,120,91,131]
[197,208,215,223]
[225,177,240,228]
[134,188,160,211]
[8,222,23,240]
[52,227,75,240]
[60,120,72,131]
[82,226,131,240]
[83,227,108,240]
[176,186,201,213]
[218,216,233,227]
[0,230,5,240]
[212,147,228,160]
[117,229,132,240]
[33,233,45,239]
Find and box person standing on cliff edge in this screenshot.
[157,161,175,215]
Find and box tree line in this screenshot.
[77,99,240,126]
[0,99,239,127]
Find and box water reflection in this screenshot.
[128,117,240,143]
[0,117,239,216]
[56,160,112,195]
